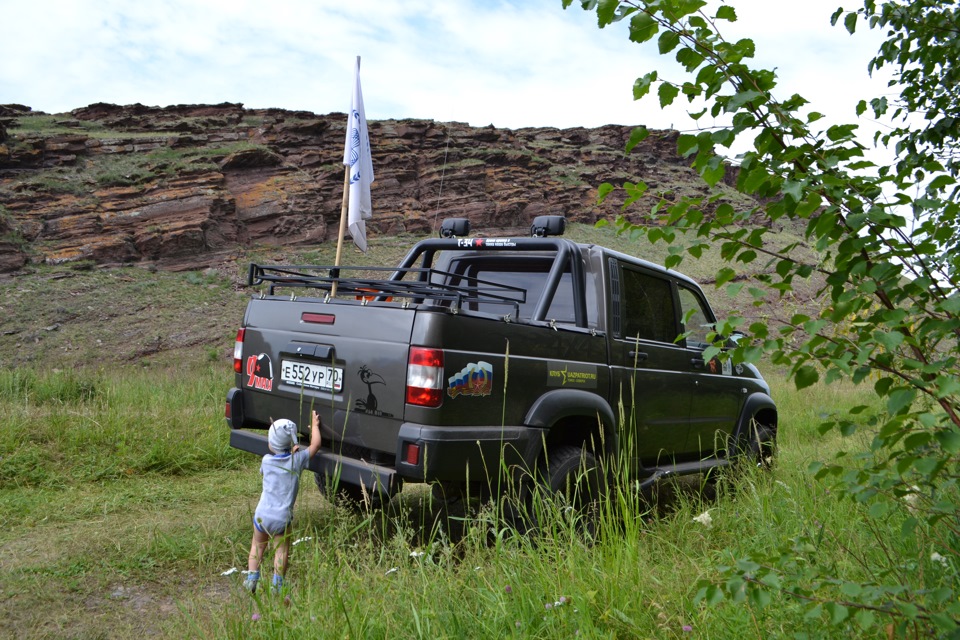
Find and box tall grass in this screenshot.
[0,365,244,493]
[0,365,927,639]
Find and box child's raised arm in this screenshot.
[307,410,322,458]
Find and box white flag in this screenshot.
[343,56,374,252]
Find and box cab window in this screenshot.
[677,286,714,350]
[620,268,677,343]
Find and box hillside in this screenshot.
[0,102,818,371]
[0,102,761,273]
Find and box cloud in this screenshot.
[0,0,890,136]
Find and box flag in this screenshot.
[343,56,374,252]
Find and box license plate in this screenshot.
[280,360,343,392]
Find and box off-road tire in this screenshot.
[314,472,383,511]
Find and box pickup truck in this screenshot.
[225,216,777,512]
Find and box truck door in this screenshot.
[676,285,746,458]
[608,261,694,465]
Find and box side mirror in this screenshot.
[439,218,470,238]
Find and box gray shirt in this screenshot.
[253,450,311,535]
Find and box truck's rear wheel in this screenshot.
[314,472,383,511]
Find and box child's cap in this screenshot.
[268,419,298,452]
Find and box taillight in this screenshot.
[406,347,444,407]
[233,328,245,373]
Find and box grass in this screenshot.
[0,360,927,639]
[6,111,271,189]
[0,223,910,638]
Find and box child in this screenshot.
[244,410,322,593]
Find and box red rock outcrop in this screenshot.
[0,102,733,273]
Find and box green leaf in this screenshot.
[701,156,725,186]
[633,71,658,100]
[874,377,894,396]
[596,0,620,27]
[843,11,857,34]
[715,267,737,286]
[886,388,916,415]
[795,192,823,218]
[931,613,959,633]
[727,89,763,111]
[626,126,649,153]
[935,429,960,453]
[697,584,724,606]
[868,501,889,518]
[715,5,737,21]
[926,174,956,192]
[677,133,698,157]
[622,181,649,207]
[629,12,658,43]
[749,587,772,609]
[874,331,904,351]
[795,365,819,390]
[658,82,680,108]
[658,29,681,55]
[826,602,850,624]
[782,180,804,203]
[597,182,615,203]
[676,48,705,72]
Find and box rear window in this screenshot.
[441,256,576,322]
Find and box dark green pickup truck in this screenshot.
[225,216,777,509]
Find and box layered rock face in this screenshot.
[0,102,712,272]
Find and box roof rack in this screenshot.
[247,264,527,316]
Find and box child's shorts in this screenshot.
[254,516,290,537]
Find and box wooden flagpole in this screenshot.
[331,165,350,297]
[332,55,363,298]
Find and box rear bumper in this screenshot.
[228,429,401,499]
[226,386,544,491]
[395,422,543,483]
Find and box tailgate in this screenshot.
[238,296,415,455]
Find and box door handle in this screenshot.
[690,357,704,369]
[629,350,648,363]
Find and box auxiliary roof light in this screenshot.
[530,215,566,237]
[439,218,471,238]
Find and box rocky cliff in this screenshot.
[0,102,745,273]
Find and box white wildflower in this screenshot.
[693,511,713,528]
[220,567,238,576]
[293,536,313,546]
[931,552,949,568]
[409,550,425,558]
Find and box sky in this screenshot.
[1,0,890,135]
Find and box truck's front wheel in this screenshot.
[537,445,602,538]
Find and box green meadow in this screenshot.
[2,363,923,639]
[1,224,944,638]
